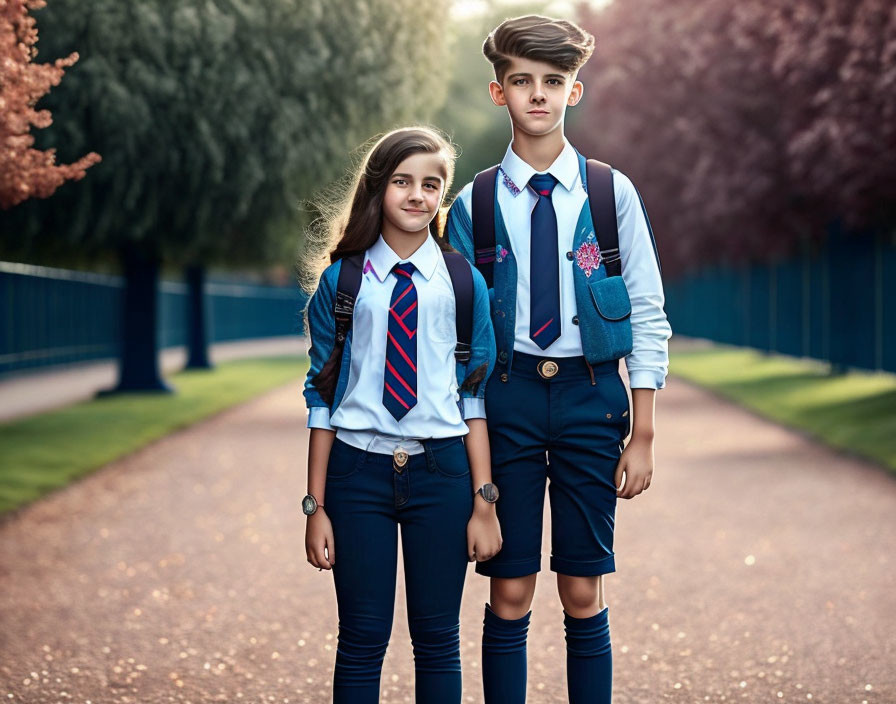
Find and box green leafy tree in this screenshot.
[0,0,450,387]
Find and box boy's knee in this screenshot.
[490,575,537,619]
[558,574,605,617]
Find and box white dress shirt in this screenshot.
[453,138,672,389]
[306,234,483,453]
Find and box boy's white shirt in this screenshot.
[453,138,671,389]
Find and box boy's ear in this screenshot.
[567,80,584,107]
[488,80,507,107]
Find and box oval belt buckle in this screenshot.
[393,447,409,474]
[537,359,559,379]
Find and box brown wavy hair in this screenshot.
[483,15,595,83]
[302,126,457,295]
[302,126,457,404]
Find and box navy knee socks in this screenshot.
[482,603,530,704]
[482,604,612,703]
[564,606,612,703]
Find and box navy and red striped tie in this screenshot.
[528,173,561,349]
[383,262,418,420]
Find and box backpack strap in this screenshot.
[471,165,500,287]
[334,253,364,342]
[585,159,621,277]
[442,251,473,363]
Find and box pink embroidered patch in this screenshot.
[500,168,521,196]
[575,241,602,278]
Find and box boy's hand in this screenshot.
[467,500,503,562]
[305,510,335,570]
[615,434,654,499]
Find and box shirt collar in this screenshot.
[364,233,440,283]
[499,137,580,196]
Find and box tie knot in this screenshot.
[393,262,415,279]
[529,173,558,198]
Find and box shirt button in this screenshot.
[566,251,574,261]
[500,373,509,383]
[498,351,508,363]
[572,316,579,325]
[496,298,502,304]
[497,310,505,318]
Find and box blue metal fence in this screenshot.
[664,228,896,373]
[1,262,307,375]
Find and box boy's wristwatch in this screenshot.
[474,483,499,504]
[301,494,323,516]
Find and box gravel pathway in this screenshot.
[1,375,893,703]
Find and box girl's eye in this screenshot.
[424,183,439,190]
[392,179,406,185]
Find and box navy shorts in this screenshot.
[476,352,630,579]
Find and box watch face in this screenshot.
[479,483,499,503]
[302,495,317,515]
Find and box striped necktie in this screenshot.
[528,172,561,349]
[383,262,418,420]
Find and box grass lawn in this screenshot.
[670,343,896,474]
[0,356,308,515]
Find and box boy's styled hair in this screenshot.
[483,15,595,82]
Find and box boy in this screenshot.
[445,15,672,703]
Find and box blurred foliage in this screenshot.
[433,2,548,194]
[573,0,896,276]
[0,0,101,209]
[0,0,451,269]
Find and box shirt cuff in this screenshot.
[307,406,334,430]
[627,370,666,390]
[462,397,487,420]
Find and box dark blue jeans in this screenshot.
[325,436,473,704]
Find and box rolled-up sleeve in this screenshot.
[462,397,487,420]
[307,406,334,430]
[614,170,672,389]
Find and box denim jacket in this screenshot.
[446,151,668,386]
[303,253,496,420]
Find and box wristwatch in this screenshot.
[301,494,323,516]
[474,483,499,504]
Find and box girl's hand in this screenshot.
[614,434,654,499]
[305,510,336,570]
[467,500,503,562]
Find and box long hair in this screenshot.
[302,126,457,295]
[302,126,457,404]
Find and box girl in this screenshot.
[301,126,502,704]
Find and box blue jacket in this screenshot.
[303,253,496,417]
[446,152,635,378]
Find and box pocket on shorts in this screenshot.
[427,439,471,479]
[326,441,365,481]
[588,371,630,429]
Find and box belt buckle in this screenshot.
[537,359,559,379]
[393,447,409,473]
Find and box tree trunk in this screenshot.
[185,263,213,369]
[100,243,172,394]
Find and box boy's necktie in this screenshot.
[383,262,418,420]
[528,173,561,349]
